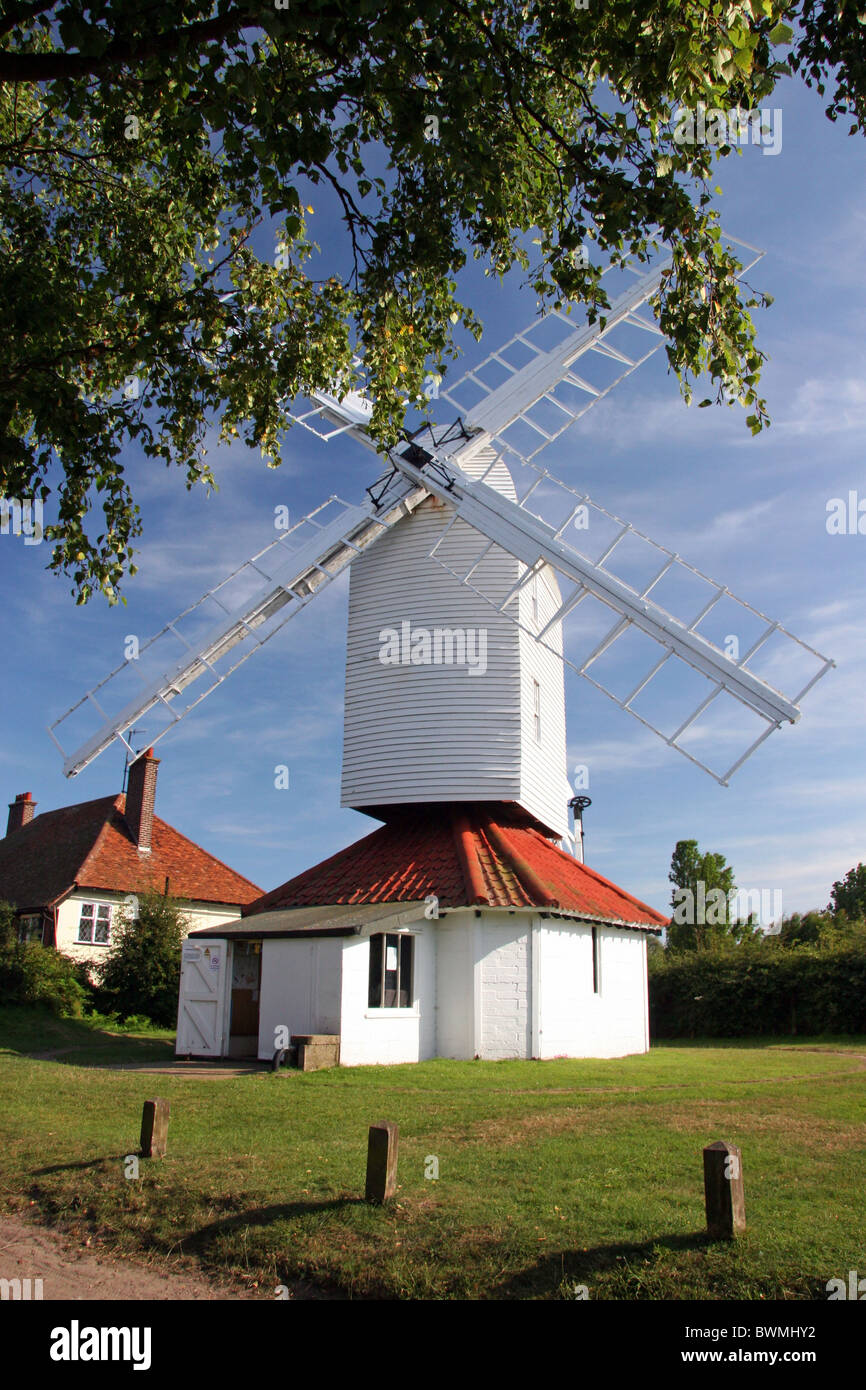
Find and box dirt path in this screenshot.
[0,1214,267,1300]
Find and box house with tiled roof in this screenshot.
[0,749,261,972]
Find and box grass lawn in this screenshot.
[1,1007,864,1299]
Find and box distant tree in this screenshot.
[829,863,866,921]
[97,891,189,1025]
[646,933,666,967]
[776,909,830,947]
[667,838,737,951]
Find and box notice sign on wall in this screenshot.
[208,949,221,972]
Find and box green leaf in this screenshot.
[768,22,794,46]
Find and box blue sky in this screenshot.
[2,75,864,920]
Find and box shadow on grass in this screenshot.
[177,1196,366,1258]
[0,1006,174,1066]
[493,1229,713,1299]
[31,1156,131,1176]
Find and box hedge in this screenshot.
[0,940,90,1017]
[649,946,866,1037]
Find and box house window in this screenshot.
[18,915,43,944]
[368,933,414,1008]
[531,571,539,625]
[533,679,541,742]
[77,902,112,945]
[592,926,601,994]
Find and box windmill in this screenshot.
[48,236,834,846]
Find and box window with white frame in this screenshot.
[533,679,541,742]
[368,933,414,1008]
[77,902,112,945]
[18,914,43,944]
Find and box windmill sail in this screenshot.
[49,481,427,777]
[392,447,832,785]
[439,234,763,473]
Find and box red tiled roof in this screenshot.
[0,794,262,911]
[245,803,667,929]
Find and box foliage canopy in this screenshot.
[1,2,864,600]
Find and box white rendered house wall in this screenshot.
[55,892,241,970]
[221,916,651,1067]
[337,919,436,1067]
[256,936,343,1059]
[433,915,477,1059]
[536,922,649,1058]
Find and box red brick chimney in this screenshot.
[6,792,36,837]
[125,749,159,853]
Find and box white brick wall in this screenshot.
[479,920,531,1059]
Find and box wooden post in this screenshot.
[365,1121,399,1204]
[703,1140,745,1239]
[140,1098,170,1158]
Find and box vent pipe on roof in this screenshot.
[568,795,591,864]
[6,792,36,837]
[125,748,159,854]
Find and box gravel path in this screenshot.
[0,1214,265,1300]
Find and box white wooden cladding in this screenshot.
[342,455,570,836]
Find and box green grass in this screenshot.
[1,1007,864,1299]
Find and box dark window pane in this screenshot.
[398,935,413,1007]
[383,934,399,1007]
[368,933,383,1008]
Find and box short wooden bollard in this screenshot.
[703,1140,745,1239]
[365,1121,399,1204]
[140,1098,170,1158]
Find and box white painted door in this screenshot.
[176,939,230,1056]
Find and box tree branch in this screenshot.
[0,0,56,44]
[0,5,262,82]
